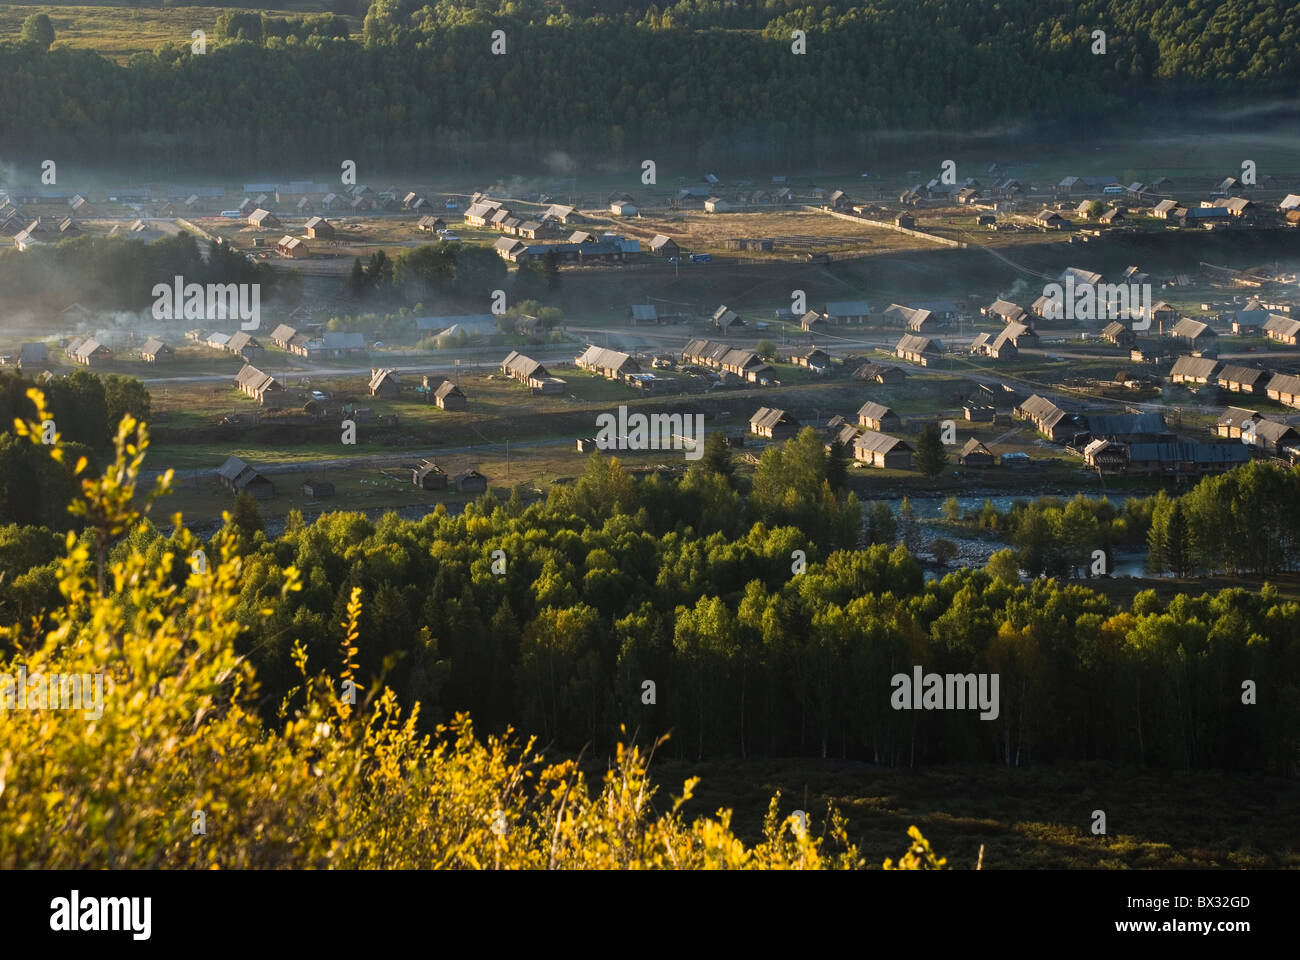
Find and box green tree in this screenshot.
[826,439,849,493]
[22,13,54,50]
[701,430,734,482]
[230,492,264,543]
[898,497,918,552]
[913,423,947,479]
[348,257,367,298]
[930,538,958,566]
[867,501,896,546]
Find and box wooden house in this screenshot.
[1266,373,1300,409]
[959,438,995,467]
[72,338,112,367]
[248,208,280,229]
[576,345,640,380]
[749,407,800,440]
[140,337,172,363]
[853,431,913,469]
[304,216,335,240]
[649,235,680,258]
[1216,407,1260,439]
[1100,321,1137,347]
[856,402,900,433]
[895,334,942,366]
[368,368,401,398]
[501,351,565,394]
[1217,365,1268,395]
[454,469,488,493]
[302,479,335,498]
[1170,355,1221,385]
[227,332,264,362]
[412,460,448,490]
[217,455,275,499]
[435,381,466,410]
[276,236,308,259]
[235,364,286,406]
[1264,314,1300,345]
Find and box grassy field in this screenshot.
[643,757,1300,868]
[0,2,346,62]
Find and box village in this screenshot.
[3,157,1300,529]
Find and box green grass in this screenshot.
[0,3,344,63]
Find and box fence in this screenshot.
[812,207,967,248]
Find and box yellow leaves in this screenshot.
[883,826,948,870]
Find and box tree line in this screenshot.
[3,0,1296,169]
[2,427,1296,774]
[0,233,286,319]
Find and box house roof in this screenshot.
[750,407,798,430]
[321,332,364,349]
[712,306,741,327]
[896,334,940,354]
[960,438,992,457]
[141,337,167,355]
[270,323,297,342]
[1084,412,1170,437]
[434,381,463,400]
[856,401,895,421]
[1170,317,1211,339]
[74,338,107,359]
[1154,199,1179,214]
[503,352,548,380]
[369,368,400,391]
[1254,419,1299,445]
[1101,321,1127,337]
[1170,356,1221,379]
[578,345,637,372]
[1218,407,1260,428]
[1060,266,1103,286]
[989,299,1026,323]
[1127,441,1250,465]
[1267,372,1300,396]
[228,331,259,352]
[884,303,930,328]
[1265,314,1300,338]
[235,364,282,393]
[853,430,911,454]
[824,300,870,316]
[1218,365,1268,385]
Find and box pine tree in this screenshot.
[701,430,734,482]
[347,257,366,298]
[913,423,947,479]
[826,439,849,492]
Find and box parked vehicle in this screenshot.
[690,253,712,263]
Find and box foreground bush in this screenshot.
[0,390,942,870]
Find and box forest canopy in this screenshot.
[1,0,1297,168]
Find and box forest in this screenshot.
[0,417,1297,775]
[2,0,1298,168]
[0,232,288,317]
